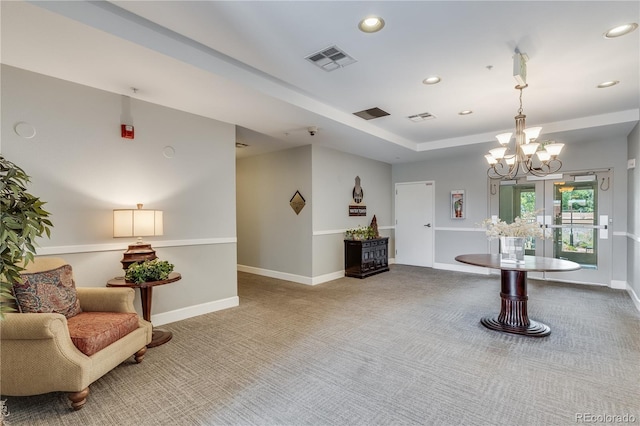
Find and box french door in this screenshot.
[490,170,612,285]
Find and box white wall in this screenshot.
[392,134,631,284]
[1,65,238,324]
[392,150,491,269]
[627,123,640,308]
[236,144,392,283]
[236,145,313,279]
[312,145,392,278]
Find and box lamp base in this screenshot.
[121,243,157,270]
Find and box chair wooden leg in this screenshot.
[68,387,89,411]
[134,347,147,363]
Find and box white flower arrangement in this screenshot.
[480,212,545,239]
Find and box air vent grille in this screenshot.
[305,45,357,72]
[408,112,436,122]
[353,107,390,120]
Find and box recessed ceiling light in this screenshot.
[358,16,385,33]
[604,23,638,38]
[597,80,620,88]
[423,76,441,85]
[459,110,473,115]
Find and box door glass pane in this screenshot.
[499,184,536,255]
[553,181,597,268]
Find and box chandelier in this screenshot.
[485,54,564,179]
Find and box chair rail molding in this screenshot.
[36,238,237,256]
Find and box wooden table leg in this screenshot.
[139,287,173,347]
[480,269,551,337]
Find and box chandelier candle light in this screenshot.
[485,53,564,179]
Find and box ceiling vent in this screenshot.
[407,112,436,122]
[305,46,357,72]
[235,142,249,148]
[353,107,390,120]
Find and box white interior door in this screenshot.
[395,182,434,267]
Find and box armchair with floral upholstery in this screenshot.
[0,257,152,410]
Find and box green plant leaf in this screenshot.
[0,155,53,317]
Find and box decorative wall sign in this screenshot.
[349,205,367,216]
[289,190,306,215]
[349,176,367,216]
[352,176,364,203]
[451,190,465,219]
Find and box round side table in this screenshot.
[107,272,181,348]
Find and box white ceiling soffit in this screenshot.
[23,0,417,152]
[3,1,639,163]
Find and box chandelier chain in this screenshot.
[484,53,564,179]
[518,88,524,114]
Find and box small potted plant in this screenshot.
[125,259,174,284]
[345,225,376,241]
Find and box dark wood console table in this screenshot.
[107,272,181,347]
[344,237,389,278]
[455,254,580,337]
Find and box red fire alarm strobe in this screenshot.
[121,124,134,139]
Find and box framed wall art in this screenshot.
[289,190,306,215]
[451,190,465,219]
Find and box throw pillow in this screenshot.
[14,264,82,318]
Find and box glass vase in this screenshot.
[500,237,526,263]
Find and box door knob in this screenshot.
[424,224,431,227]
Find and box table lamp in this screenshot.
[113,203,163,270]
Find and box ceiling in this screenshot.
[2,1,638,164]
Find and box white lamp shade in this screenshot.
[489,147,508,159]
[114,208,163,238]
[544,143,564,157]
[520,142,540,156]
[523,127,542,141]
[536,150,551,162]
[495,133,512,145]
[484,154,498,165]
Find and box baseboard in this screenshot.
[311,271,345,285]
[610,280,627,290]
[626,284,640,312]
[237,265,316,285]
[238,263,410,286]
[151,296,239,326]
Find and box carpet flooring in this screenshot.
[3,265,639,425]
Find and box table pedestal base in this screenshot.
[480,269,551,338]
[106,272,182,349]
[148,328,173,348]
[480,317,550,337]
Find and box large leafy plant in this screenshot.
[0,156,53,315]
